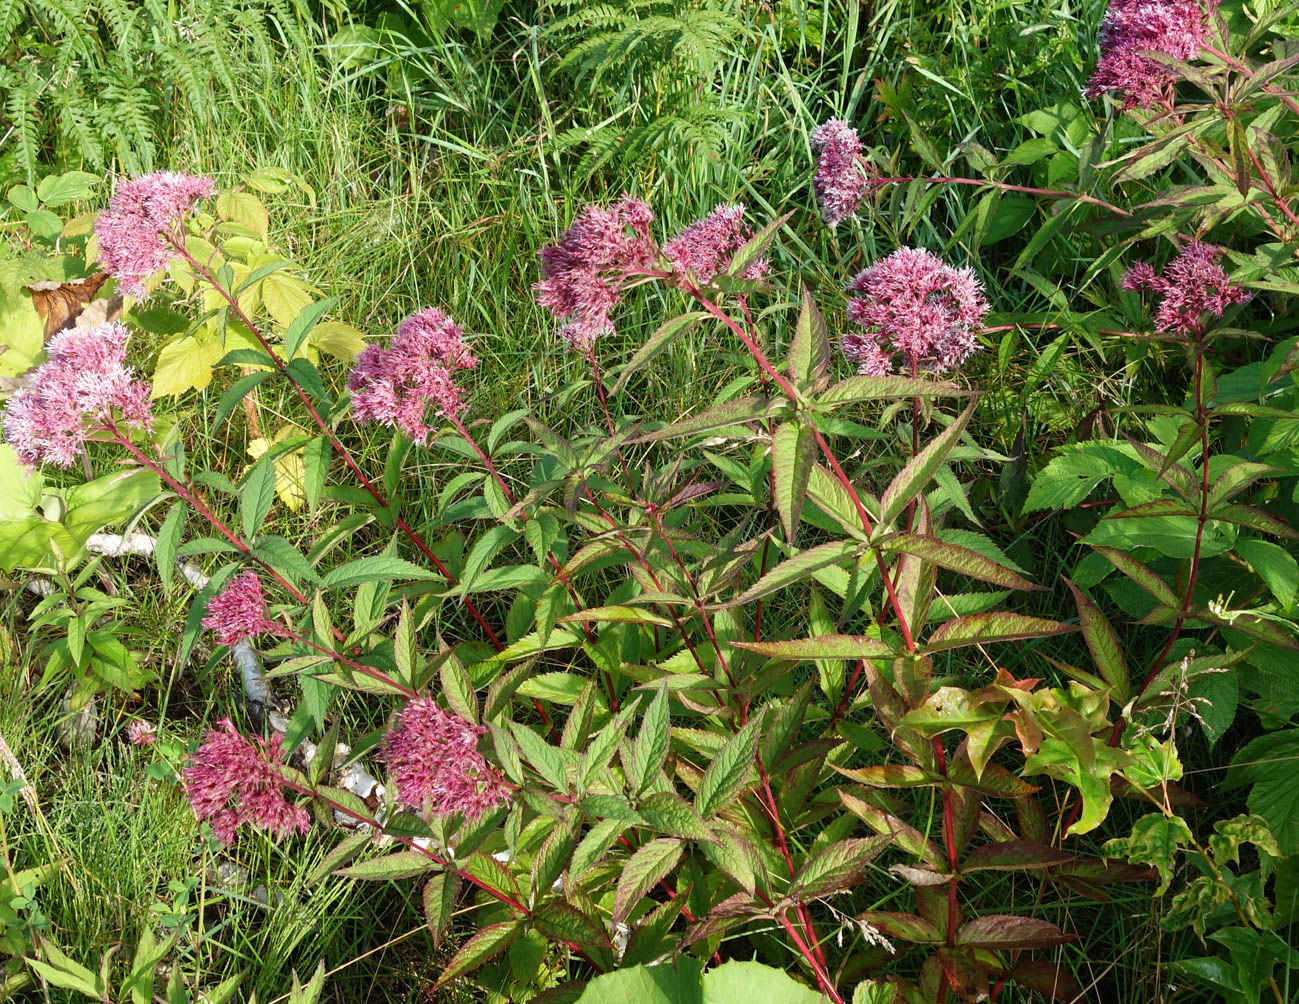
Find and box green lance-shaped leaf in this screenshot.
[924,612,1075,653]
[612,312,708,395]
[320,556,442,590]
[772,420,815,542]
[633,397,781,444]
[789,836,891,901]
[240,452,277,539]
[880,533,1037,590]
[507,721,570,792]
[879,398,977,531]
[283,296,336,360]
[788,284,830,391]
[726,540,861,606]
[336,849,441,881]
[612,837,685,927]
[422,872,460,948]
[726,210,793,278]
[1089,544,1180,609]
[814,374,968,410]
[628,684,671,796]
[435,921,520,987]
[1064,580,1129,699]
[695,711,763,818]
[733,634,893,661]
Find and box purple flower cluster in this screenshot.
[662,203,767,283]
[842,247,988,376]
[347,308,479,443]
[535,196,658,351]
[811,119,871,227]
[2,322,152,468]
[128,721,157,747]
[1084,0,1213,108]
[1122,240,1249,333]
[95,172,215,295]
[201,571,280,646]
[184,719,310,844]
[384,698,510,820]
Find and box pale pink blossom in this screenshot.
[842,247,988,375]
[535,196,659,351]
[1122,240,1249,333]
[201,572,280,647]
[347,307,479,443]
[663,203,767,283]
[183,719,310,843]
[1085,0,1213,108]
[811,119,871,227]
[384,698,510,820]
[95,172,215,295]
[1,322,152,468]
[128,721,157,746]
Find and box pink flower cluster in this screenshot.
[535,196,658,351]
[348,308,479,443]
[2,322,152,468]
[1122,240,1249,333]
[1084,0,1213,108]
[183,719,310,844]
[811,119,871,227]
[201,571,280,646]
[128,721,157,746]
[95,172,215,295]
[384,698,510,820]
[662,203,768,283]
[842,247,988,375]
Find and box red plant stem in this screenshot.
[106,422,309,606]
[755,890,845,1004]
[830,660,866,727]
[683,288,919,654]
[868,174,1132,218]
[756,757,826,967]
[933,738,960,949]
[287,782,603,970]
[587,348,618,438]
[278,626,418,698]
[1200,42,1299,118]
[168,240,503,651]
[1242,142,1299,232]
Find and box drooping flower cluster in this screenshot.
[1,322,152,468]
[1121,240,1249,333]
[842,247,989,376]
[183,719,310,844]
[128,721,157,746]
[201,571,280,646]
[811,118,871,227]
[663,203,768,283]
[535,196,659,351]
[95,171,215,295]
[384,698,510,820]
[347,307,479,443]
[1084,0,1213,109]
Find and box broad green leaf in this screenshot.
[1102,813,1192,894]
[434,921,519,987]
[0,284,45,376]
[1236,538,1298,611]
[283,298,336,360]
[879,399,976,530]
[612,837,684,926]
[1226,730,1299,854]
[788,284,830,391]
[695,712,762,818]
[772,420,815,542]
[152,334,224,398]
[628,684,670,795]
[216,191,269,241]
[308,321,366,361]
[507,721,569,791]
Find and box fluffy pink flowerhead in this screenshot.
[2,322,152,468]
[842,247,989,375]
[95,172,216,295]
[128,721,157,746]
[535,196,659,351]
[663,203,768,284]
[183,719,310,844]
[811,119,871,227]
[347,307,479,444]
[1121,240,1249,333]
[384,698,510,820]
[1084,0,1213,108]
[201,571,280,647]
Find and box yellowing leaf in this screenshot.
[216,191,270,242]
[0,285,45,377]
[248,426,306,511]
[151,335,224,398]
[309,321,366,361]
[263,271,317,328]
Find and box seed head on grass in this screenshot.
[811,118,871,227]
[1084,0,1213,108]
[1122,240,1249,333]
[184,719,309,844]
[663,203,767,283]
[535,195,658,351]
[842,247,989,376]
[201,571,280,646]
[384,698,510,820]
[95,171,215,295]
[347,307,478,443]
[1,322,152,468]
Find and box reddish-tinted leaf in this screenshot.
[733,634,893,661]
[1008,961,1083,1001]
[1090,545,1179,608]
[1065,579,1129,699]
[956,915,1077,949]
[881,533,1037,590]
[962,840,1075,872]
[858,911,943,943]
[925,612,1074,653]
[938,946,990,999]
[790,836,891,900]
[612,838,684,927]
[834,764,936,787]
[435,921,519,987]
[880,399,977,529]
